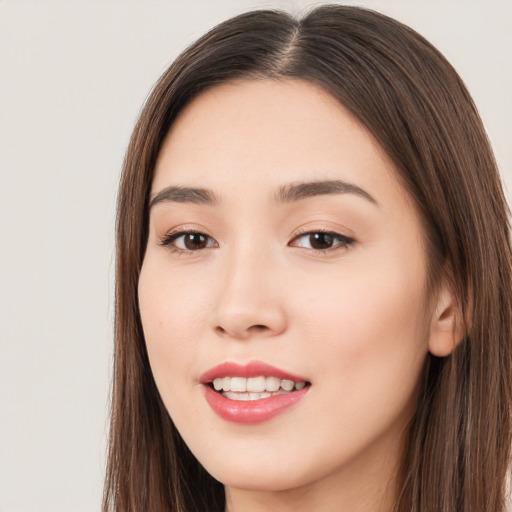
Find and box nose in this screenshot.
[211,248,287,340]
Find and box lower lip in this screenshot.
[203,385,309,424]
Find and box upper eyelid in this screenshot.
[290,231,354,245]
[291,226,355,240]
[161,225,213,239]
[161,229,217,244]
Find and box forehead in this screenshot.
[152,79,405,207]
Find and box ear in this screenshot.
[428,283,465,357]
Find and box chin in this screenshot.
[210,466,307,493]
[197,448,316,492]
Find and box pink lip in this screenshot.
[200,361,310,424]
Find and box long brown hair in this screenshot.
[104,5,512,511]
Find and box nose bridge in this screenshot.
[211,234,286,339]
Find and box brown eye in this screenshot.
[308,232,335,250]
[291,231,354,252]
[160,231,217,252]
[183,233,209,250]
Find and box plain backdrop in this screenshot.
[0,1,510,511]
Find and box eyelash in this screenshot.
[159,228,355,256]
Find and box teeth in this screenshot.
[224,390,288,401]
[222,377,231,391]
[281,379,294,391]
[230,377,247,392]
[211,376,307,394]
[224,391,251,401]
[247,376,266,392]
[265,376,281,392]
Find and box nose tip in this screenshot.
[210,267,287,340]
[213,304,287,340]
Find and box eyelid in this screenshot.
[291,225,355,241]
[159,224,213,241]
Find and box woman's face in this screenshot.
[138,80,438,498]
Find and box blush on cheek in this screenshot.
[314,282,427,361]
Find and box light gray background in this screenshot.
[0,1,510,511]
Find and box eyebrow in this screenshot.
[149,186,218,208]
[275,180,378,206]
[149,179,378,209]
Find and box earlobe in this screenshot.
[428,284,465,357]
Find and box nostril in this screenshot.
[250,324,268,332]
[214,323,269,338]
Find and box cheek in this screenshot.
[283,260,430,469]
[137,259,210,401]
[305,265,424,323]
[308,235,428,347]
[295,252,429,404]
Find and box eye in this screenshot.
[290,231,354,252]
[160,230,217,253]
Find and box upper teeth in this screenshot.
[212,376,306,393]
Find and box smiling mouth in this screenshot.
[209,376,310,401]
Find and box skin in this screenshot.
[138,79,460,511]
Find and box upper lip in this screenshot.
[200,360,308,384]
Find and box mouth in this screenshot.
[200,361,311,423]
[209,375,309,401]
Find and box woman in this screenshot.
[103,5,512,511]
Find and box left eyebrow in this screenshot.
[275,180,379,207]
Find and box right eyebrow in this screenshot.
[149,186,219,208]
